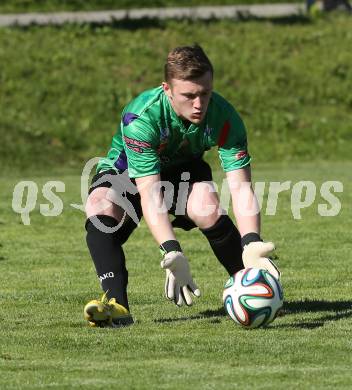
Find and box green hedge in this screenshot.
[1,15,351,169]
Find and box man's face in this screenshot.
[162,71,213,124]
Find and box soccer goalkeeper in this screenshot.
[83,44,280,327]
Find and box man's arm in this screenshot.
[226,166,281,280]
[135,173,175,244]
[135,174,200,305]
[226,166,260,237]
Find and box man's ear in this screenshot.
[162,81,172,98]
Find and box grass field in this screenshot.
[1,161,351,389]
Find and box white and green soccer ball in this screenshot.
[223,268,283,329]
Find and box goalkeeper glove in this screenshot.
[160,241,200,306]
[242,233,281,280]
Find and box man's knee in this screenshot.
[85,187,125,221]
[186,182,221,229]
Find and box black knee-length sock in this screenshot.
[85,215,129,310]
[200,215,243,275]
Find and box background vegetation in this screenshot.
[0,0,302,13]
[1,14,351,171]
[1,6,352,390]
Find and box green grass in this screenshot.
[0,0,302,14]
[1,14,352,170]
[1,162,352,389]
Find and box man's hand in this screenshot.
[242,241,281,280]
[160,251,201,306]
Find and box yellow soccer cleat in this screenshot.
[84,293,133,328]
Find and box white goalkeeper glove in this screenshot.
[242,235,281,280]
[160,251,201,306]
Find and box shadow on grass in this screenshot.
[235,13,311,25]
[282,299,352,314]
[154,307,226,324]
[276,299,352,329]
[13,14,311,32]
[154,299,352,329]
[98,14,312,30]
[15,17,167,31]
[0,242,5,261]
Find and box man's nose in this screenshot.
[193,96,202,110]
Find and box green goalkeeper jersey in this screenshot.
[97,86,251,178]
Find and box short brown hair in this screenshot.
[164,44,214,82]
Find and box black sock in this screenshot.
[200,215,243,275]
[85,215,129,310]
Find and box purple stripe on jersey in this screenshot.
[122,112,139,126]
[114,150,128,171]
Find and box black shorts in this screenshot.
[88,159,213,243]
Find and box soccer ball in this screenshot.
[223,268,283,329]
